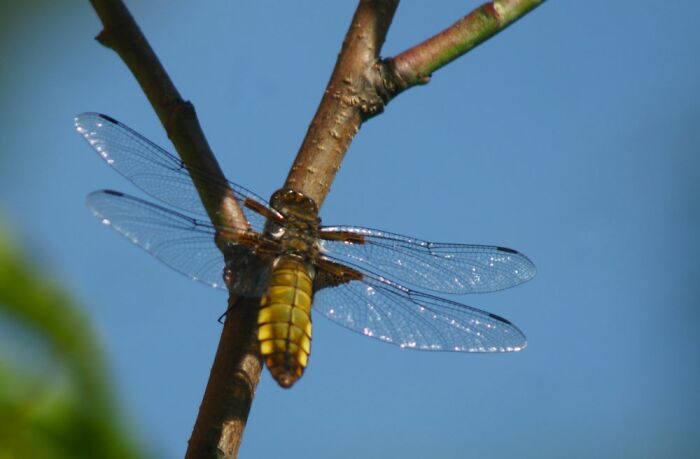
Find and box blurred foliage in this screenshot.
[0,223,146,459]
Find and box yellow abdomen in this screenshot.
[258,256,313,388]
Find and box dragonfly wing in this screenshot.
[75,113,271,232]
[87,189,234,291]
[313,260,527,352]
[319,226,535,295]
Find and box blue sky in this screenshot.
[1,1,699,458]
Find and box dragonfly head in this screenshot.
[270,189,319,225]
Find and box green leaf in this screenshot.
[0,223,148,459]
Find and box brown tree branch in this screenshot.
[185,296,262,458]
[89,0,248,231]
[284,0,400,207]
[87,1,261,458]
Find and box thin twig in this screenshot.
[381,0,546,97]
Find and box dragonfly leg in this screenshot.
[216,296,244,324]
[217,307,230,324]
[244,197,284,223]
[314,257,364,291]
[319,230,366,244]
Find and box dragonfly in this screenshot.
[76,113,536,388]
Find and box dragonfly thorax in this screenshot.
[268,189,321,259]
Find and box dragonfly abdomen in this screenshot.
[258,255,313,388]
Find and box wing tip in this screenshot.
[507,335,528,352]
[487,311,529,351]
[74,112,118,130]
[496,246,519,255]
[85,190,126,216]
[86,189,124,199]
[488,311,512,325]
[497,245,538,282]
[96,113,118,124]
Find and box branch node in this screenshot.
[95,30,110,47]
[489,2,504,21]
[95,20,140,51]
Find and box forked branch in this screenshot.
[285,0,545,208]
[85,0,544,458]
[385,0,545,95]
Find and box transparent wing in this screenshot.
[313,261,526,352]
[86,189,230,290]
[319,226,535,295]
[76,112,271,232]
